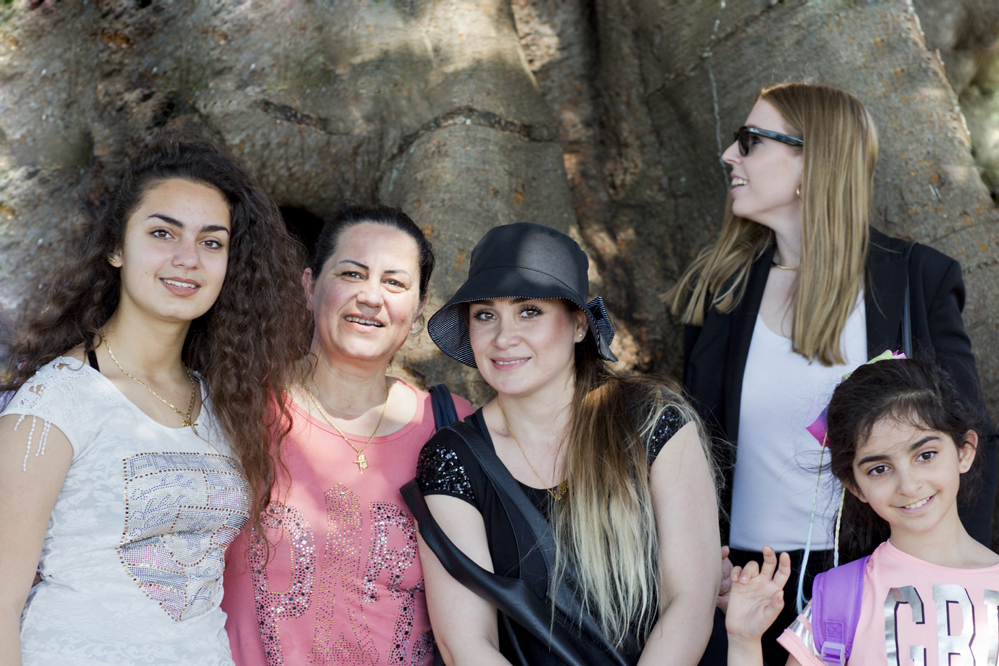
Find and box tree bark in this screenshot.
[1,2,997,537]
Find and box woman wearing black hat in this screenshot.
[403,223,720,665]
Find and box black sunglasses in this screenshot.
[734,126,803,156]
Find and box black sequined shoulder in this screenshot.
[416,429,477,505]
[646,405,690,468]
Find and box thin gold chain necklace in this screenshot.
[99,330,199,435]
[771,261,801,270]
[306,382,389,473]
[496,402,567,501]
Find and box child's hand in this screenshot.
[718,545,733,612]
[725,546,791,643]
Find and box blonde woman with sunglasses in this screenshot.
[665,82,996,664]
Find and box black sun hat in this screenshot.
[427,222,617,368]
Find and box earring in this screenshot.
[796,185,801,199]
[108,254,120,267]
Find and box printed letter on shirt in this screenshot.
[933,585,974,664]
[885,586,925,665]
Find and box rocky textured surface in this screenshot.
[0,0,996,422]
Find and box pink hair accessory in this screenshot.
[805,350,906,446]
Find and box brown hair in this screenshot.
[551,329,713,646]
[666,83,878,366]
[1,141,311,536]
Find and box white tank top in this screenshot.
[729,296,867,551]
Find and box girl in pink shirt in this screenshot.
[725,358,999,665]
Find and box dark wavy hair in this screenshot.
[826,358,983,561]
[311,203,434,304]
[1,141,311,535]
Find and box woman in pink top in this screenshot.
[222,204,473,666]
[725,358,998,665]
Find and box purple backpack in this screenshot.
[809,555,871,665]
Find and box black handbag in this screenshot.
[402,421,636,666]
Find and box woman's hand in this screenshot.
[725,546,791,648]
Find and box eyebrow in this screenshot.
[337,259,411,276]
[474,297,531,307]
[857,435,939,467]
[148,213,230,235]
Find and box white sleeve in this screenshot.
[2,358,110,461]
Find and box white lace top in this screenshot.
[4,357,251,665]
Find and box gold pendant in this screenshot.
[353,453,368,472]
[184,420,199,437]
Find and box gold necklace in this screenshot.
[100,330,199,435]
[306,382,389,473]
[771,261,801,270]
[496,402,567,501]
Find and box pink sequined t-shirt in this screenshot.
[222,381,473,666]
[779,540,999,665]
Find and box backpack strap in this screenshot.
[428,383,459,431]
[811,554,870,665]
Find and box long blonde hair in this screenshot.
[665,83,879,365]
[550,337,712,646]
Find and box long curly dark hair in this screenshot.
[1,141,311,533]
[826,358,983,561]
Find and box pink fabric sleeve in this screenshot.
[777,610,825,666]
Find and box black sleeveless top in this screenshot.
[416,406,689,664]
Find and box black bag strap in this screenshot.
[402,478,595,666]
[428,383,459,431]
[902,242,915,359]
[447,422,636,664]
[87,348,100,371]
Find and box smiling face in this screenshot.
[111,178,231,326]
[304,222,425,367]
[850,416,977,542]
[467,297,588,399]
[722,99,803,233]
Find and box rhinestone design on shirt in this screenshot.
[415,445,475,502]
[248,502,317,666]
[118,451,251,621]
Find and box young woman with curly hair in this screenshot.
[0,141,310,666]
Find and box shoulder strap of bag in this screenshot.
[811,554,870,665]
[446,421,637,663]
[401,475,599,666]
[902,242,915,359]
[428,383,459,431]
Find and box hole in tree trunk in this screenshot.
[280,207,325,265]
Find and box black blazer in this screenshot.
[684,227,997,547]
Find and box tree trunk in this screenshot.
[1,0,997,531]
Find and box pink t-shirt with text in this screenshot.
[222,381,473,666]
[779,540,999,665]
